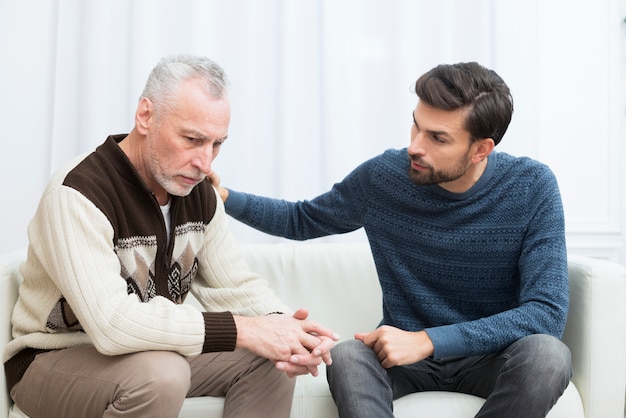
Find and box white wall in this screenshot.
[0,0,624,266]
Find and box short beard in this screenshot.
[152,163,203,197]
[408,152,471,186]
[145,141,201,197]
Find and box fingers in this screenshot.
[292,337,334,365]
[291,307,339,352]
[311,337,335,358]
[207,170,220,186]
[292,307,309,320]
[320,350,333,366]
[298,331,324,354]
[292,307,339,342]
[354,327,431,368]
[208,170,229,202]
[236,310,338,378]
[279,351,323,377]
[270,313,330,360]
[360,330,389,364]
[276,361,318,378]
[277,334,336,377]
[355,330,388,364]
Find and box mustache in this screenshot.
[409,156,431,169]
[181,172,206,182]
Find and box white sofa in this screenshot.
[2,243,625,418]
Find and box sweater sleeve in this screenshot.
[224,160,372,239]
[190,187,291,317]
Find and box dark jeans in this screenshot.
[327,334,572,418]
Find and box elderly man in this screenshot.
[4,55,337,418]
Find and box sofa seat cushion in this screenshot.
[7,380,584,418]
[394,381,583,418]
[179,366,582,418]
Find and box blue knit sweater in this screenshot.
[225,149,568,359]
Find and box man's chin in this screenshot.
[166,185,196,197]
[409,170,434,186]
[162,177,204,197]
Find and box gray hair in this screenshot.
[140,54,229,115]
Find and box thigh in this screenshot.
[452,334,572,399]
[387,357,446,399]
[475,335,572,417]
[327,339,396,418]
[328,339,391,389]
[11,345,190,418]
[330,339,444,401]
[186,348,275,397]
[186,348,295,418]
[445,353,505,398]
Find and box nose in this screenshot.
[408,130,426,157]
[193,145,216,175]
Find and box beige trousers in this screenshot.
[11,345,295,418]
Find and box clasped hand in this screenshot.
[234,308,339,378]
[355,325,434,368]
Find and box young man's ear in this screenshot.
[472,138,495,163]
[135,97,154,135]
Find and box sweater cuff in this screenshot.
[224,189,248,218]
[424,325,465,360]
[201,312,237,353]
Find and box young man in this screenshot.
[4,55,337,418]
[211,62,572,417]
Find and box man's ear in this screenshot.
[472,138,495,163]
[135,97,154,135]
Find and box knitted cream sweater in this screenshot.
[4,136,288,389]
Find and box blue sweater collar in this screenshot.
[427,151,497,201]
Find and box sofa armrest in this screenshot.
[562,255,626,418]
[1,250,27,418]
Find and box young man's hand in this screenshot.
[208,170,229,202]
[355,326,434,368]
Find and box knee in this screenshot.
[327,339,380,383]
[129,351,191,399]
[510,334,572,382]
[107,351,191,417]
[330,339,359,359]
[329,339,372,368]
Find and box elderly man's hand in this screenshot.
[234,308,339,378]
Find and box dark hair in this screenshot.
[414,62,513,145]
